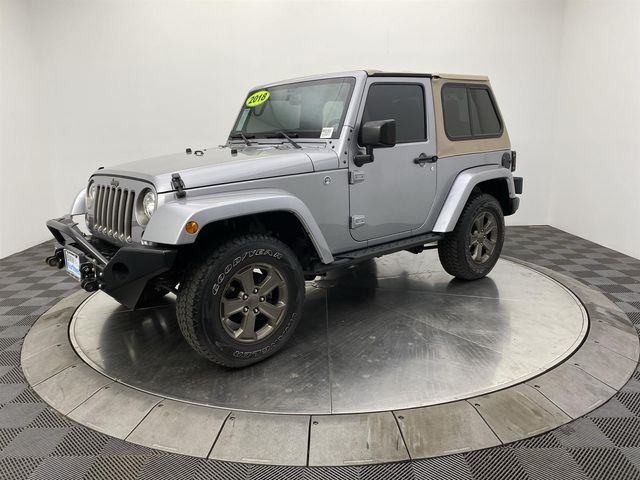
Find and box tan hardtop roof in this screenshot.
[366,69,489,81]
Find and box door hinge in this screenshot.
[350,215,366,229]
[349,171,365,184]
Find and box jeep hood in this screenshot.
[94,146,333,193]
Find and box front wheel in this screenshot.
[438,193,505,280]
[176,234,305,368]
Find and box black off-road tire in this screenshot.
[438,193,505,280]
[176,234,305,368]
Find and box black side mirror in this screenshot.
[354,119,396,167]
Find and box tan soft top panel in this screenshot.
[432,76,510,158]
[364,70,509,157]
[434,72,489,82]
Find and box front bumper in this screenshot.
[46,215,177,309]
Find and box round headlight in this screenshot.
[85,182,97,209]
[142,190,157,219]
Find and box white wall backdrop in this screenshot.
[1,0,638,259]
[550,0,640,259]
[1,0,58,257]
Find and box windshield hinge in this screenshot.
[171,173,186,198]
[349,171,365,184]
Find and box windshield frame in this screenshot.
[229,76,357,142]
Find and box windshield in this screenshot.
[231,77,356,140]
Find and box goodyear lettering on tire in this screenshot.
[211,248,284,296]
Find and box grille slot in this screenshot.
[92,184,135,242]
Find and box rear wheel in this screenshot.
[176,234,305,367]
[438,193,505,280]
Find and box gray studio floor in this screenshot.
[1,226,640,480]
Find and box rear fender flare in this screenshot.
[433,166,515,232]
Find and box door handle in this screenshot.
[413,153,438,166]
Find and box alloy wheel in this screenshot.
[468,211,498,264]
[219,263,289,343]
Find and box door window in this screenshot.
[361,84,426,143]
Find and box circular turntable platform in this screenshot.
[71,252,587,414]
[22,251,640,466]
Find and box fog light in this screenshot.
[185,221,199,234]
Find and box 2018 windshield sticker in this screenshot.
[246,90,270,107]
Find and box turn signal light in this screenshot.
[185,221,199,234]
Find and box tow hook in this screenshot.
[81,278,100,292]
[45,250,64,268]
[79,264,100,292]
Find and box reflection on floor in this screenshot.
[0,226,639,479]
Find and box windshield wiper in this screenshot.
[229,133,255,146]
[270,131,302,149]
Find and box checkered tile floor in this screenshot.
[1,226,639,479]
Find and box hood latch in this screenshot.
[171,173,186,199]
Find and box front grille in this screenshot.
[93,185,135,242]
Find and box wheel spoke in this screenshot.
[236,267,256,293]
[484,216,497,234]
[221,297,245,317]
[259,302,286,324]
[483,238,496,253]
[470,243,481,261]
[258,273,281,296]
[473,216,484,233]
[237,311,257,340]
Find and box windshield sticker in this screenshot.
[246,90,270,107]
[320,127,334,139]
[235,108,250,130]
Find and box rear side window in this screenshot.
[442,84,502,140]
[362,84,426,143]
[441,86,470,138]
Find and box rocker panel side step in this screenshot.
[309,232,444,275]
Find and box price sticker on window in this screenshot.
[246,90,270,107]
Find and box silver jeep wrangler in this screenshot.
[46,70,523,367]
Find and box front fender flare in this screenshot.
[433,166,515,232]
[70,188,87,215]
[143,188,334,264]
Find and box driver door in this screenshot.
[349,78,437,242]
